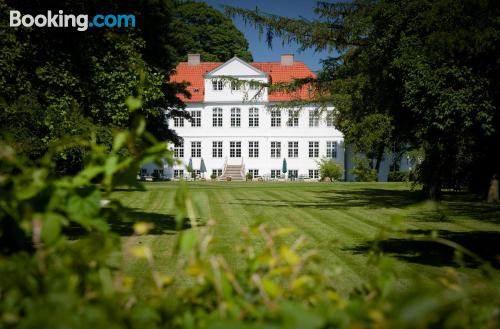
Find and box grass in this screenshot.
[110,182,500,294]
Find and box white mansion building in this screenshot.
[143,54,406,181]
[163,54,343,180]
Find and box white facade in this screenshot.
[169,103,344,180]
[147,57,345,180]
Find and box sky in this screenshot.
[201,0,331,71]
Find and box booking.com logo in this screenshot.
[10,10,135,32]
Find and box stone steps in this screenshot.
[221,165,245,181]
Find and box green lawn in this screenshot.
[111,182,500,294]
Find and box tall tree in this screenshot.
[171,1,253,62]
[226,0,500,199]
[0,0,253,174]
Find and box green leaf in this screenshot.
[66,188,101,225]
[73,166,104,185]
[125,96,142,111]
[104,155,119,177]
[179,231,198,255]
[15,169,48,200]
[262,278,283,298]
[281,302,324,329]
[41,212,65,245]
[112,131,128,152]
[135,118,146,136]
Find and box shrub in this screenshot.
[246,172,253,181]
[388,171,409,182]
[152,171,160,181]
[317,157,343,181]
[210,173,217,180]
[351,156,378,181]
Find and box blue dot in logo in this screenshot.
[89,22,93,27]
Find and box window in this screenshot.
[288,141,298,158]
[288,169,298,178]
[231,81,240,91]
[212,80,223,91]
[174,140,184,158]
[287,110,299,127]
[153,169,164,176]
[271,141,281,158]
[173,117,184,127]
[308,169,319,179]
[212,141,223,158]
[271,110,281,127]
[248,141,259,158]
[326,110,335,127]
[230,141,241,158]
[308,141,319,158]
[141,168,147,175]
[212,108,223,127]
[192,169,201,178]
[174,169,184,179]
[249,107,259,127]
[248,169,259,178]
[230,108,241,127]
[271,169,281,179]
[191,141,201,158]
[327,141,338,158]
[212,169,223,177]
[190,110,201,127]
[309,110,319,127]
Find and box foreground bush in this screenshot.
[1,100,499,328]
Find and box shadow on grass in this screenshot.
[228,188,423,210]
[107,210,192,236]
[65,208,199,239]
[110,187,147,192]
[313,188,422,209]
[228,189,500,224]
[345,230,500,269]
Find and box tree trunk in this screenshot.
[422,143,443,201]
[487,175,499,202]
[374,147,384,173]
[427,179,442,201]
[374,147,385,182]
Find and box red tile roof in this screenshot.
[169,60,316,103]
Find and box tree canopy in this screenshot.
[226,0,500,199]
[171,1,253,62]
[0,0,252,174]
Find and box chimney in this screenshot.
[187,53,200,66]
[281,54,294,66]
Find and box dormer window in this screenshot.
[212,80,223,91]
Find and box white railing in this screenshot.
[222,157,228,179]
[240,157,245,178]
